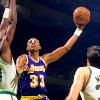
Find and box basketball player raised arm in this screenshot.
[42,7,90,66]
[0,0,10,41]
[16,23,85,74]
[0,0,18,100]
[42,25,84,66]
[0,0,17,63]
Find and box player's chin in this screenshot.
[30,48,34,51]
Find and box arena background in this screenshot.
[0,0,100,100]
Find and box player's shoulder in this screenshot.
[17,54,27,60]
[16,54,28,65]
[41,53,49,62]
[77,66,87,71]
[19,54,26,57]
[76,66,89,74]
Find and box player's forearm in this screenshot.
[63,28,82,51]
[0,19,9,38]
[0,0,11,39]
[12,0,17,23]
[9,0,17,24]
[5,0,17,43]
[0,6,10,28]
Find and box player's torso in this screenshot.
[18,55,47,96]
[81,66,100,100]
[0,57,17,94]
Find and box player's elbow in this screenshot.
[63,46,71,53]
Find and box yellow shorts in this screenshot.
[20,94,48,100]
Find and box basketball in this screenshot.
[73,7,90,25]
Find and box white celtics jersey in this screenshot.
[0,57,17,95]
[80,66,100,100]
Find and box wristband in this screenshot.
[3,8,11,18]
[74,28,82,36]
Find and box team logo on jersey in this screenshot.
[28,64,45,73]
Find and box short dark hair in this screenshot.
[87,45,100,67]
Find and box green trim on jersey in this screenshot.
[0,68,2,81]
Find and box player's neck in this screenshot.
[29,52,39,61]
[87,59,90,66]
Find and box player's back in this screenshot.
[81,66,100,100]
[18,55,47,96]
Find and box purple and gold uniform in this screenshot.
[18,55,49,100]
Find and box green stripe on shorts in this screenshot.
[0,90,16,96]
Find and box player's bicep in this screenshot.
[67,68,85,100]
[73,68,84,89]
[43,47,67,65]
[16,55,24,66]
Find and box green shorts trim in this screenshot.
[0,90,16,96]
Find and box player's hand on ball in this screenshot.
[75,23,86,30]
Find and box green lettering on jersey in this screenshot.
[95,75,100,83]
[96,84,100,90]
[96,85,100,100]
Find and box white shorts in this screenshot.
[0,94,18,100]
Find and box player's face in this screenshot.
[27,38,41,51]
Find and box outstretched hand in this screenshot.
[5,0,10,8]
[75,23,86,30]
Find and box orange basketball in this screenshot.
[73,7,90,25]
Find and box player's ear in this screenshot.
[26,44,29,51]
